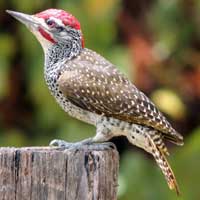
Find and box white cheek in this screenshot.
[27,17,53,52]
[32,30,52,52]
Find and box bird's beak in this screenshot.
[6,10,40,31]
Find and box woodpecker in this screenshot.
[7,9,183,195]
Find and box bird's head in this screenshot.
[6,9,84,51]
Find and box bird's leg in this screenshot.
[49,124,116,150]
[49,137,115,150]
[49,137,93,148]
[89,125,116,150]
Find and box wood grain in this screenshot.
[0,146,119,200]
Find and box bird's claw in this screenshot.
[49,139,73,149]
[49,139,116,151]
[98,142,117,150]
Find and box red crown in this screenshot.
[35,9,81,30]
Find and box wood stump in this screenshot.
[0,146,119,200]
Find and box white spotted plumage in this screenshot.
[45,45,182,195]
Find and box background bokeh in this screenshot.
[0,0,200,199]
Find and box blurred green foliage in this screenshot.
[0,0,200,199]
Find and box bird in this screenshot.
[7,9,183,195]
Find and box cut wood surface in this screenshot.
[0,146,119,200]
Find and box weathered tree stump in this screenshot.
[0,146,119,200]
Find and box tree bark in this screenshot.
[0,146,119,200]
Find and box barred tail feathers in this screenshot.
[146,134,180,195]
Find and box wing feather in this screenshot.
[58,49,183,145]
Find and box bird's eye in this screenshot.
[46,19,56,28]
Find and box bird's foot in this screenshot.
[84,142,116,150]
[49,139,116,150]
[49,139,75,149]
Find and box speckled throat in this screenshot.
[44,38,82,77]
[43,40,100,125]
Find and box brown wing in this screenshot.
[58,48,183,145]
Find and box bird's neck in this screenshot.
[44,39,82,75]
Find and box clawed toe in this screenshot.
[49,139,72,148]
[99,142,116,150]
[105,142,117,150]
[49,139,116,151]
[86,142,116,151]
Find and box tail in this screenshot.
[146,134,180,195]
[164,127,184,146]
